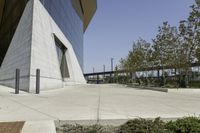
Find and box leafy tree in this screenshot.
[119,38,152,81]
[153,22,179,70]
[132,38,151,72]
[152,21,180,86]
[119,0,200,87]
[180,0,200,64]
[178,0,200,86]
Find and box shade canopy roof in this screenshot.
[72,0,97,31]
[0,0,97,31]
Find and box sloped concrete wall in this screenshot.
[29,0,86,91]
[0,0,86,92]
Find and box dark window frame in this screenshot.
[53,34,70,79]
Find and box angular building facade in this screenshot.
[0,0,97,92]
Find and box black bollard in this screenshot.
[36,69,40,94]
[15,69,20,94]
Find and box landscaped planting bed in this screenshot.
[56,117,200,133]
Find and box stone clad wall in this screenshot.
[29,0,86,91]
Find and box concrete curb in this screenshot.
[54,117,185,127]
[21,121,56,133]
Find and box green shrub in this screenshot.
[118,117,166,133]
[166,117,200,133]
[57,124,117,133]
[189,81,200,88]
[56,117,200,133]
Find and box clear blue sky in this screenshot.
[83,0,195,73]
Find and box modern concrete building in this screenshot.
[0,0,97,92]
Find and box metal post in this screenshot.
[157,70,160,79]
[93,67,95,80]
[36,69,40,94]
[111,58,114,72]
[15,69,20,94]
[103,65,105,78]
[110,58,114,83]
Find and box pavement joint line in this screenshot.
[92,90,139,121]
[1,95,59,120]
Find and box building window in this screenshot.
[54,34,70,79]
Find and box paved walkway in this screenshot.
[21,121,56,133]
[0,84,200,132]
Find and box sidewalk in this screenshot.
[0,84,200,132]
[21,121,56,133]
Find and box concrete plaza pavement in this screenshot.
[0,84,200,122]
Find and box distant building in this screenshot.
[0,0,97,92]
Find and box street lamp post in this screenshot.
[103,64,105,78]
[111,58,114,72]
[93,67,95,80]
[110,58,114,83]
